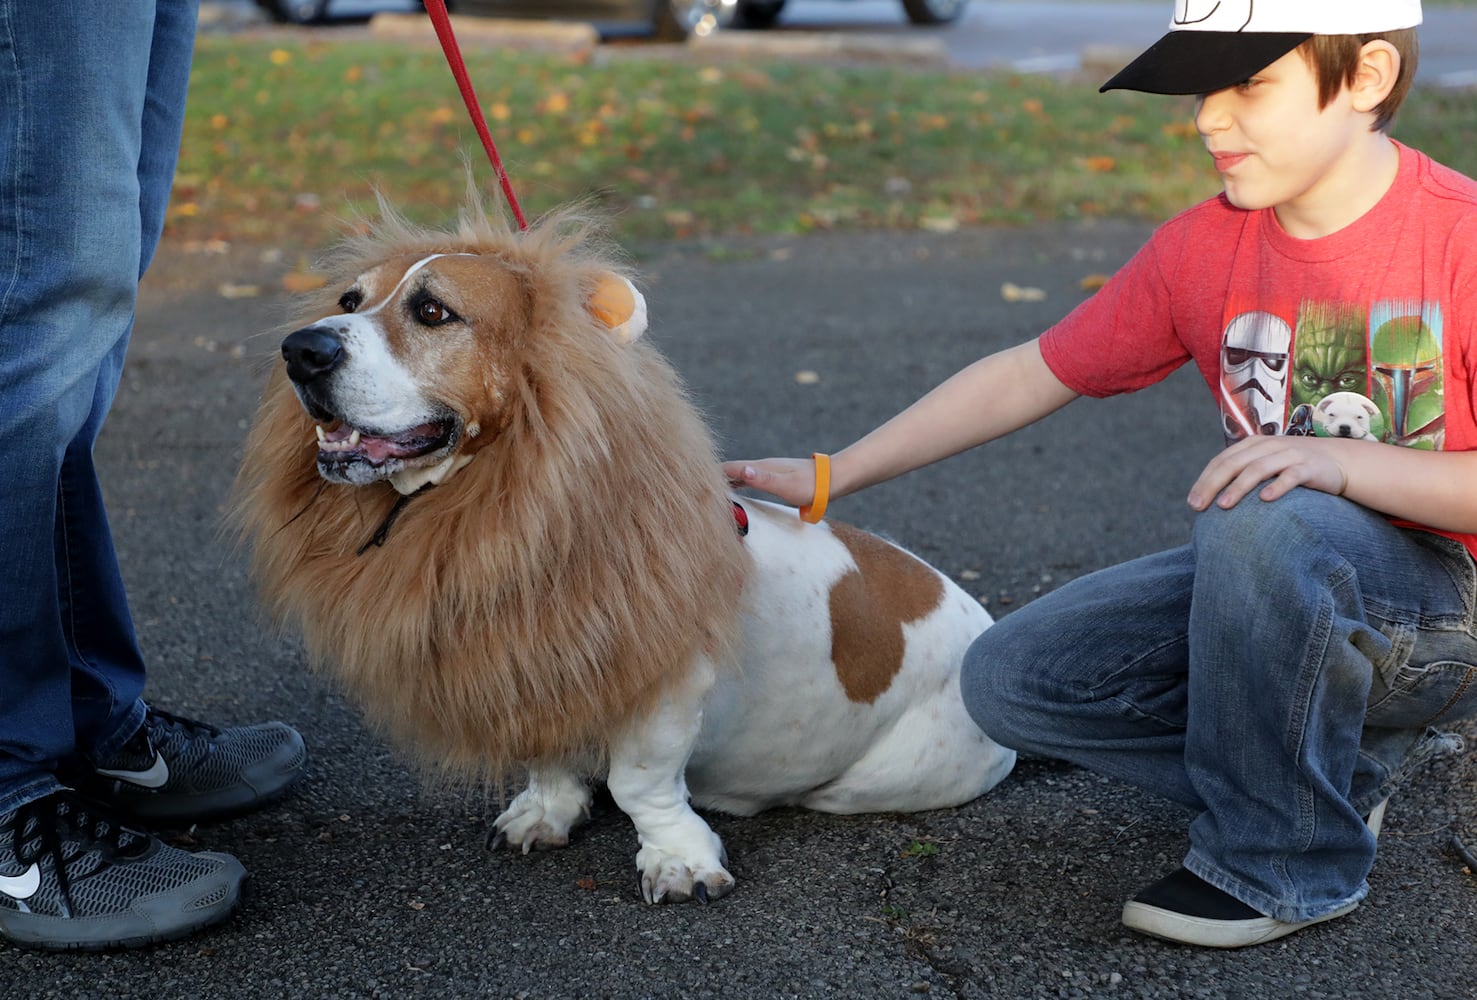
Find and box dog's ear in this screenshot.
[588,274,647,345]
[1360,397,1380,417]
[1314,396,1333,414]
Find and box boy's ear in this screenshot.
[1349,40,1400,114]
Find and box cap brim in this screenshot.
[1100,31,1313,95]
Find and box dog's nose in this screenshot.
[281,326,344,384]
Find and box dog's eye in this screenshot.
[414,297,457,327]
[339,290,362,313]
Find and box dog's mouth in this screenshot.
[312,416,459,473]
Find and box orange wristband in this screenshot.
[799,453,831,523]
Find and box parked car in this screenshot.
[254,0,970,39]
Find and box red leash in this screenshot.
[422,0,529,231]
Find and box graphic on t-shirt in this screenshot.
[1290,303,1368,411]
[1368,303,1445,449]
[1312,391,1381,440]
[1218,311,1291,441]
[1218,300,1446,450]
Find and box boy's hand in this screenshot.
[722,458,818,508]
[1188,435,1349,511]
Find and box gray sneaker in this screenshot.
[63,707,307,825]
[0,790,245,951]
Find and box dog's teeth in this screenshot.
[315,424,327,442]
[348,429,362,447]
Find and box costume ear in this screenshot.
[588,274,647,344]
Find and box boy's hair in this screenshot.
[1301,30,1419,132]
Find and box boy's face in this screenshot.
[1193,47,1368,219]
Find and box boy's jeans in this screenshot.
[0,0,200,814]
[962,487,1477,925]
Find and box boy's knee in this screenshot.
[960,621,1039,749]
[1190,487,1332,574]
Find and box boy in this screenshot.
[724,0,1477,949]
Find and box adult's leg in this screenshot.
[0,1,170,811]
[65,0,202,764]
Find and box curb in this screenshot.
[688,29,948,67]
[368,12,600,55]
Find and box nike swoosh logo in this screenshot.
[96,751,170,790]
[0,864,40,900]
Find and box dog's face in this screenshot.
[1314,391,1380,440]
[280,253,495,486]
[279,250,644,489]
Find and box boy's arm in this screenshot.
[1190,434,1477,534]
[724,338,1079,508]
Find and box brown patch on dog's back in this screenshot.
[826,522,946,703]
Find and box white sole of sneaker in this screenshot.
[1122,897,1359,949]
[1366,798,1389,839]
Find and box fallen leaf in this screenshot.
[1001,282,1046,303]
[794,370,820,385]
[1078,273,1111,292]
[218,283,261,299]
[919,215,959,234]
[282,270,328,293]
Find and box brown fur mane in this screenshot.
[231,195,749,779]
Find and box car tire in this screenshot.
[735,0,786,28]
[653,0,740,40]
[900,0,968,25]
[255,0,332,24]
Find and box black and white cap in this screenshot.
[1101,0,1423,95]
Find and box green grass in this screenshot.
[171,36,1477,246]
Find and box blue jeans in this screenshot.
[0,0,200,814]
[962,487,1477,924]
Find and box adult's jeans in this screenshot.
[962,487,1477,924]
[0,0,200,814]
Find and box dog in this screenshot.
[233,199,1015,904]
[1314,391,1381,441]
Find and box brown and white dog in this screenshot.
[233,200,1015,904]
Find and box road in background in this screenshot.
[223,0,1477,88]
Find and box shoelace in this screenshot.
[6,792,143,919]
[142,708,222,759]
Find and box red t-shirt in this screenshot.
[1040,142,1477,557]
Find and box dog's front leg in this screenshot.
[607,657,733,904]
[491,765,593,853]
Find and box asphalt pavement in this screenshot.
[8,219,1475,998]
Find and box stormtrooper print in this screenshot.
[1219,311,1291,442]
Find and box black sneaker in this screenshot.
[0,790,245,951]
[1121,867,1358,948]
[62,707,307,825]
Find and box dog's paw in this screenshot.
[636,843,735,904]
[491,781,591,854]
